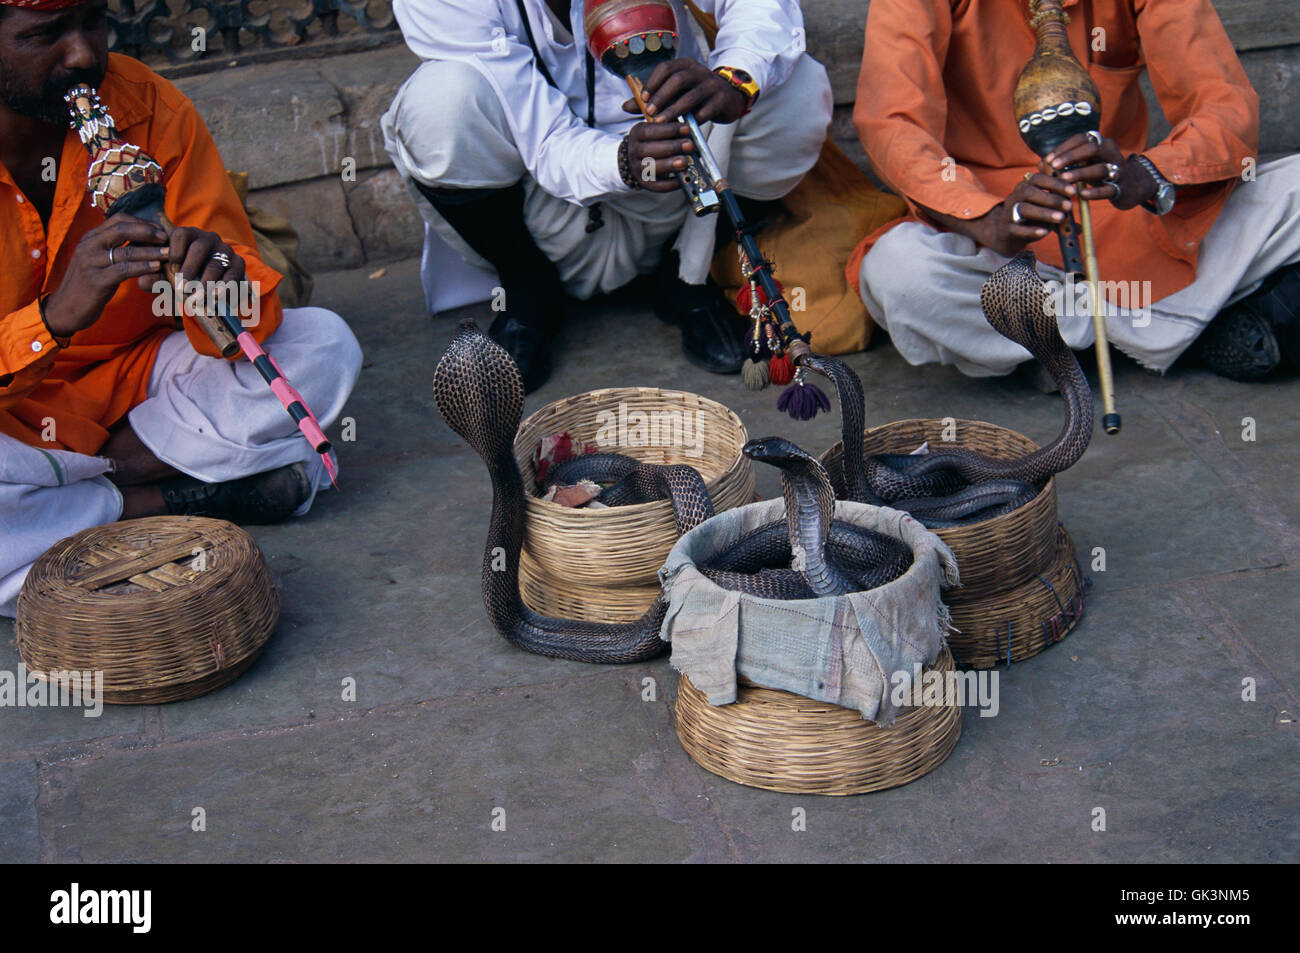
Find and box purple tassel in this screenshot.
[777,379,831,420]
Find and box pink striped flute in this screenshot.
[66,84,338,486]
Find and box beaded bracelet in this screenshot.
[618,134,640,190]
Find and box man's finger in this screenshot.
[637,138,693,159]
[1048,143,1102,172]
[1059,161,1112,185]
[632,121,691,141]
[658,85,710,122]
[622,97,643,115]
[1014,199,1067,224]
[1043,133,1093,165]
[647,69,697,115]
[1009,224,1051,241]
[1023,172,1075,200]
[100,220,169,247]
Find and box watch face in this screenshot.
[731,69,753,84]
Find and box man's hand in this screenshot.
[1046,132,1156,211]
[972,170,1079,258]
[155,225,247,289]
[621,58,747,124]
[625,120,694,193]
[42,214,169,339]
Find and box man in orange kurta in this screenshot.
[849,0,1300,380]
[0,0,362,615]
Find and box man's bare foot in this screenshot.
[101,423,182,486]
[120,484,166,519]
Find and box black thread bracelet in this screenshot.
[38,295,71,349]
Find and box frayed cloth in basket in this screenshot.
[659,499,959,726]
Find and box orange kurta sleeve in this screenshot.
[1136,0,1258,188]
[853,0,1002,226]
[0,301,60,407]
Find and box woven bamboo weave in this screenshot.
[515,387,754,614]
[16,517,278,704]
[821,418,1059,600]
[946,525,1087,669]
[674,646,963,795]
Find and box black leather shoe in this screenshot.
[489,310,555,393]
[677,295,747,374]
[655,267,746,374]
[160,463,312,525]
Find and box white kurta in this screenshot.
[0,306,362,617]
[382,0,831,298]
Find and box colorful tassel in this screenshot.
[777,377,831,421]
[741,357,770,389]
[768,353,794,385]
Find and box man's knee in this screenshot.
[383,60,521,188]
[276,307,363,406]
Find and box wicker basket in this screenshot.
[821,418,1058,601]
[674,646,963,795]
[515,387,754,616]
[15,516,278,705]
[946,525,1087,669]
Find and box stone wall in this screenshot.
[173,0,1299,274]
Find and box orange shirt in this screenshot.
[0,53,282,456]
[846,0,1259,303]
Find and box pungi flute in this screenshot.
[1014,0,1121,434]
[65,85,339,484]
[584,0,826,417]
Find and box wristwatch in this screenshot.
[1131,154,1176,215]
[714,66,760,115]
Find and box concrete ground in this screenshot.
[2,256,1297,863]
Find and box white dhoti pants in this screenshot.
[381,55,834,299]
[859,155,1300,376]
[0,306,362,617]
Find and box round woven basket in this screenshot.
[515,387,754,613]
[821,418,1058,601]
[15,516,278,705]
[946,525,1087,669]
[674,646,963,795]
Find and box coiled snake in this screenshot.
[434,322,910,663]
[812,251,1094,526]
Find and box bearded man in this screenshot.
[382,0,834,392]
[0,0,362,615]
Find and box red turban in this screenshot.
[0,0,93,9]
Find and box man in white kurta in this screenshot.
[383,0,833,391]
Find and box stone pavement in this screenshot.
[2,257,1296,863]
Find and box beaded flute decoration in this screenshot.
[66,85,338,484]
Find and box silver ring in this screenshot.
[107,246,116,266]
[1086,130,1103,146]
[1105,162,1120,182]
[1011,202,1026,224]
[1111,181,1123,203]
[210,251,232,268]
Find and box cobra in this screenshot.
[811,251,1095,526]
[434,322,912,663]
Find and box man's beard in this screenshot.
[0,63,106,125]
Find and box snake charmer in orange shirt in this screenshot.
[850,0,1300,380]
[0,0,361,615]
